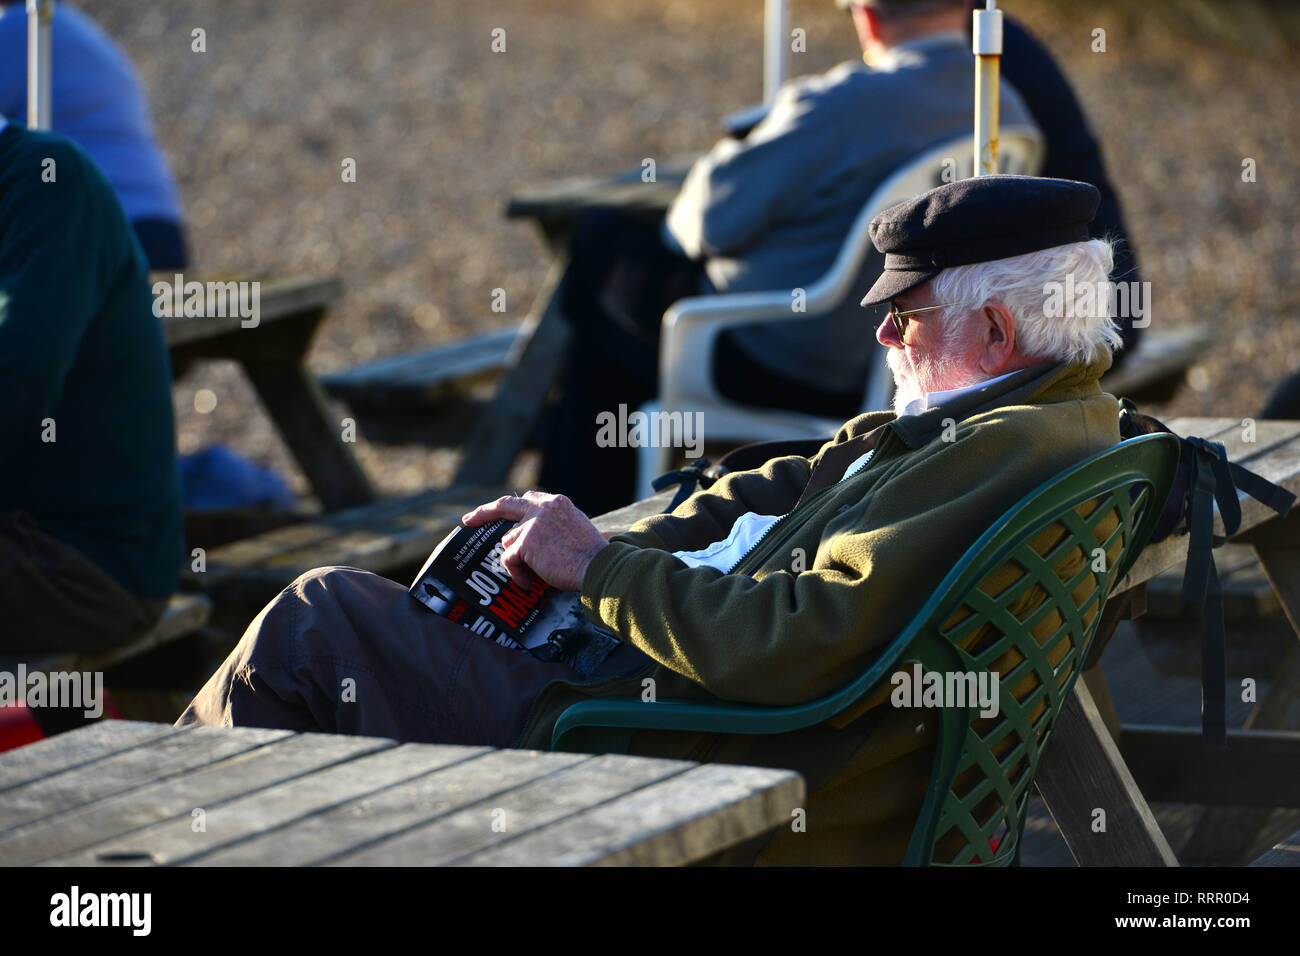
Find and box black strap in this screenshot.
[1181,440,1221,604]
[1229,459,1298,516]
[652,459,729,513]
[1198,552,1227,746]
[1178,436,1295,745]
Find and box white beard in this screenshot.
[886,343,987,417]
[887,347,925,416]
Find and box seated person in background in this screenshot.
[178,176,1122,865]
[0,117,185,652]
[0,1,189,269]
[971,2,1145,367]
[538,0,1038,517]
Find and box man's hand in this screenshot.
[462,492,609,592]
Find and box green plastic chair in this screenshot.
[551,433,1181,865]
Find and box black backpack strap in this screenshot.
[652,459,730,513]
[1228,458,1298,516]
[1179,435,1296,745]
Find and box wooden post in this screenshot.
[972,0,1002,176]
[27,0,53,131]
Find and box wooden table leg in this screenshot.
[242,358,377,511]
[1035,679,1180,866]
[171,303,378,512]
[453,256,572,488]
[1082,666,1123,742]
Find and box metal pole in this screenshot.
[27,0,53,130]
[764,0,789,104]
[972,0,1002,176]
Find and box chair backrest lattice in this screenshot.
[901,438,1176,865]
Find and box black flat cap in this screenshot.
[859,175,1101,307]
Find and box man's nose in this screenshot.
[877,314,902,348]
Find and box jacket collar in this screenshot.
[887,351,1114,449]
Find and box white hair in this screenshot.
[928,239,1124,365]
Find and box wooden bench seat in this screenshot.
[0,593,211,674]
[186,484,504,611]
[321,326,521,412]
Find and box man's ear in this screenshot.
[979,301,1017,374]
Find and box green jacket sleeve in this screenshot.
[615,413,890,553]
[580,404,1105,706]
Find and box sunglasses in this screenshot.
[888,301,951,341]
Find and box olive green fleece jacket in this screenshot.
[514,354,1122,865]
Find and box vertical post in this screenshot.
[764,0,789,104]
[27,0,53,131]
[972,0,1002,176]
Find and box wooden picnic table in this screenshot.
[0,720,802,867]
[453,157,696,488]
[161,274,376,512]
[502,154,695,234]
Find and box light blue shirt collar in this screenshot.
[901,369,1021,418]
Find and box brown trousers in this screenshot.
[1,511,165,654]
[175,567,654,747]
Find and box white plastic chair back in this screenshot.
[636,125,1044,496]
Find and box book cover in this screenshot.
[409,519,622,677]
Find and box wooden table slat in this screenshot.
[0,721,180,796]
[193,485,500,582]
[592,489,677,535]
[58,738,445,866]
[161,275,344,348]
[325,751,691,867]
[258,501,473,573]
[0,732,405,866]
[456,762,804,867]
[2,724,800,867]
[1115,419,1300,594]
[197,747,578,866]
[0,727,289,837]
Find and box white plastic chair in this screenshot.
[636,125,1044,496]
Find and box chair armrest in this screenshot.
[659,291,849,410]
[551,679,888,752]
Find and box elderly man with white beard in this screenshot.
[178,175,1125,865]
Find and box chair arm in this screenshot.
[551,687,878,752]
[659,291,851,410]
